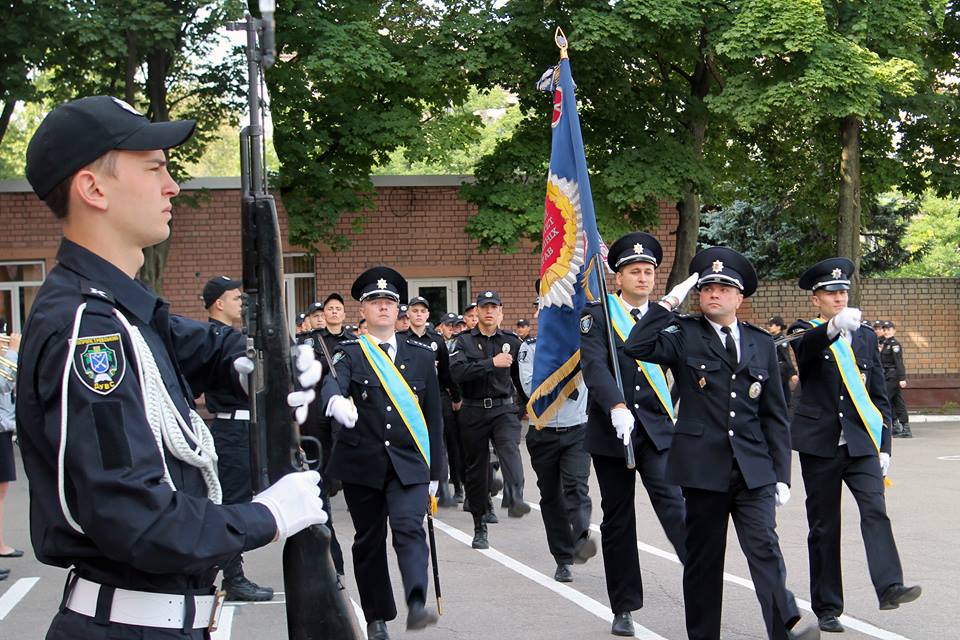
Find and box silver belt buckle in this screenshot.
[207,590,226,632]
[482,397,493,409]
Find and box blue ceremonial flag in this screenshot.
[528,37,603,427]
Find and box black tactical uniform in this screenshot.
[879,321,910,437]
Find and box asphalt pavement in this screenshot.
[1,418,956,640]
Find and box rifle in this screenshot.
[230,5,361,638]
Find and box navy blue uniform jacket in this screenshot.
[321,337,444,488]
[579,301,675,457]
[624,304,791,491]
[788,320,892,458]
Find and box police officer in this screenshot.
[462,302,478,330]
[626,247,818,640]
[450,290,529,550]
[202,276,273,601]
[395,304,410,333]
[767,316,799,408]
[436,312,466,501]
[295,312,310,340]
[790,259,920,633]
[579,233,686,636]
[518,295,594,585]
[401,297,461,507]
[321,267,443,640]
[18,95,326,638]
[880,321,911,438]
[515,318,532,341]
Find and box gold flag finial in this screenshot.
[554,27,568,59]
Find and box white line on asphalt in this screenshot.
[514,498,913,640]
[210,604,236,640]
[351,598,367,639]
[0,577,40,620]
[432,518,668,640]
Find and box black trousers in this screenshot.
[459,405,524,515]
[525,425,592,564]
[210,417,253,505]
[885,378,909,425]
[47,610,210,639]
[682,466,799,640]
[592,437,686,614]
[342,471,429,623]
[800,447,903,617]
[442,395,464,489]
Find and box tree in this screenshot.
[267,1,493,251]
[882,193,960,277]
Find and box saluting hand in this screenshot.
[660,273,699,310]
[492,353,513,368]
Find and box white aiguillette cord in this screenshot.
[59,306,222,534]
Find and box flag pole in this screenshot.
[593,254,637,470]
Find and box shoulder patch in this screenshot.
[892,345,900,353]
[406,339,433,351]
[73,333,126,395]
[331,351,346,366]
[580,314,593,334]
[662,325,680,334]
[303,337,315,347]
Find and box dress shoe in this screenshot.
[483,505,499,524]
[453,485,464,503]
[899,424,913,438]
[406,598,438,630]
[818,615,844,633]
[573,533,597,564]
[879,583,922,610]
[508,501,531,518]
[786,621,821,639]
[554,564,573,582]
[437,482,457,508]
[611,611,635,636]
[367,620,390,640]
[472,522,489,549]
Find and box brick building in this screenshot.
[1,175,957,407]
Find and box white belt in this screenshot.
[215,409,250,420]
[65,577,223,630]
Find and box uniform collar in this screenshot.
[471,326,501,338]
[56,239,159,324]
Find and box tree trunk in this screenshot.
[0,99,17,148]
[124,31,138,105]
[838,115,862,305]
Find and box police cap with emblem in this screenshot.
[690,246,758,297]
[476,290,502,306]
[26,96,196,200]
[607,232,662,271]
[798,257,854,292]
[351,266,407,303]
[305,302,324,316]
[297,312,307,325]
[408,296,430,310]
[440,312,459,325]
[882,320,895,329]
[202,275,242,309]
[398,304,409,318]
[322,292,344,307]
[767,316,786,329]
[516,318,530,327]
[463,302,477,313]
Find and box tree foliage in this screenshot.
[882,193,960,277]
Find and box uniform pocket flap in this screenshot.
[686,357,720,372]
[748,367,769,381]
[676,420,704,436]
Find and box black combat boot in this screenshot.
[899,421,913,438]
[892,420,904,437]
[222,555,274,602]
[472,515,489,549]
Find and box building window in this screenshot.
[0,261,45,333]
[408,278,471,325]
[283,254,316,334]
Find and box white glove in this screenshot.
[663,273,700,309]
[295,344,323,388]
[326,394,358,428]
[829,307,862,338]
[879,452,891,476]
[287,389,315,425]
[429,480,439,497]
[253,470,328,541]
[610,407,635,446]
[775,482,791,507]
[234,356,254,394]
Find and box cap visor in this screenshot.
[819,283,850,292]
[117,119,196,151]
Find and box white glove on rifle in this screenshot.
[233,356,254,395]
[610,406,635,447]
[253,470,328,541]
[429,480,439,497]
[775,482,791,507]
[828,307,862,338]
[879,452,891,476]
[295,344,323,388]
[287,389,315,425]
[661,273,700,310]
[326,394,358,428]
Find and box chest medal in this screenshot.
[748,381,761,399]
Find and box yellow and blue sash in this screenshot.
[357,335,430,466]
[809,318,883,451]
[607,295,674,420]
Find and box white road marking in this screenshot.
[936,455,960,461]
[433,518,667,640]
[210,604,235,640]
[0,577,40,620]
[351,597,367,638]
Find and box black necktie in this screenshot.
[379,342,391,359]
[721,326,738,364]
[630,308,641,320]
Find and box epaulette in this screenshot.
[586,300,601,306]
[861,322,876,333]
[524,336,537,345]
[339,339,360,346]
[406,338,433,351]
[741,321,771,336]
[80,280,116,304]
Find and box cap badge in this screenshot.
[831,268,842,279]
[633,243,644,256]
[485,291,493,298]
[376,278,387,290]
[111,97,140,115]
[712,260,724,273]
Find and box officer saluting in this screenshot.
[321,267,443,640]
[625,247,818,640]
[789,258,920,633]
[579,233,686,637]
[17,96,326,638]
